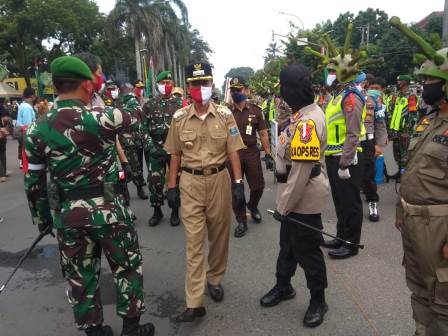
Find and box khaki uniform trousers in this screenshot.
[401,200,448,336]
[180,168,232,308]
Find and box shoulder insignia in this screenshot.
[290,119,320,161]
[216,105,232,119]
[173,107,188,120]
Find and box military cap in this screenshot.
[50,56,92,80]
[397,74,412,82]
[106,79,118,88]
[172,87,184,96]
[185,62,213,82]
[135,80,145,88]
[156,70,172,82]
[229,76,248,88]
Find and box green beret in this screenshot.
[51,56,93,80]
[397,74,412,82]
[156,70,172,82]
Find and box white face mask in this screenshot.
[326,74,337,87]
[111,89,119,99]
[157,84,166,95]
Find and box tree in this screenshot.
[189,28,213,63]
[222,67,255,92]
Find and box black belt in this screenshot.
[276,164,321,183]
[61,186,117,202]
[182,163,226,176]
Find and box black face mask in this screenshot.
[422,81,445,106]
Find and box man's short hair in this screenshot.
[23,87,35,99]
[370,76,386,89]
[53,77,83,94]
[74,52,101,73]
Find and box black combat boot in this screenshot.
[260,284,296,307]
[121,317,155,336]
[148,206,163,226]
[303,290,328,328]
[85,325,114,336]
[175,307,206,323]
[137,186,148,200]
[170,207,180,226]
[234,222,248,238]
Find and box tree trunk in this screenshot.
[134,33,142,80]
[172,45,178,84]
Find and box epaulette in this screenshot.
[173,106,189,120]
[216,105,232,119]
[248,101,262,110]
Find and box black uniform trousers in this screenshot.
[360,139,379,202]
[276,213,328,291]
[325,154,363,247]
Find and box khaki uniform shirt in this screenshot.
[276,103,330,215]
[399,113,448,206]
[164,102,245,169]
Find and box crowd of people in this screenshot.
[0,15,447,336]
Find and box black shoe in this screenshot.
[132,214,137,221]
[328,246,358,259]
[234,222,248,238]
[321,239,342,249]
[137,186,148,200]
[121,323,154,336]
[368,201,379,222]
[175,307,206,323]
[170,208,180,226]
[260,285,296,307]
[303,301,328,328]
[207,283,224,302]
[85,325,114,336]
[148,206,163,226]
[247,205,262,223]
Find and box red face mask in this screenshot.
[158,83,173,96]
[82,80,95,104]
[134,87,143,98]
[189,86,213,105]
[93,73,104,93]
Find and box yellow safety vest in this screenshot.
[389,96,408,131]
[325,93,366,156]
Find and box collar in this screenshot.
[232,101,249,112]
[187,102,217,120]
[55,99,85,108]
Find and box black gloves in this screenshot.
[122,162,133,182]
[38,221,54,237]
[167,187,180,209]
[233,182,246,210]
[265,154,274,171]
[273,210,287,223]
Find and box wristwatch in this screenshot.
[234,179,244,184]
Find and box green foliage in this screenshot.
[189,28,213,63]
[222,66,255,92]
[249,58,286,96]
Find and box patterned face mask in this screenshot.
[189,86,213,105]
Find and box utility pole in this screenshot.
[443,0,448,47]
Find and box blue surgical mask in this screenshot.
[231,92,247,103]
[368,89,381,99]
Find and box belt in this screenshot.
[401,198,448,217]
[61,186,116,202]
[182,163,226,176]
[276,164,321,184]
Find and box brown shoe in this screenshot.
[175,307,206,323]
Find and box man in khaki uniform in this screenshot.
[164,62,246,322]
[391,16,448,336]
[259,64,330,328]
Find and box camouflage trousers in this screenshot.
[123,142,145,188]
[57,221,146,330]
[392,132,410,170]
[146,146,168,207]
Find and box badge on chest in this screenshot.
[290,119,320,161]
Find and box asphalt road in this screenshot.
[0,139,414,336]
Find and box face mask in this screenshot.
[368,89,381,99]
[189,86,213,105]
[326,74,337,87]
[231,92,247,103]
[93,74,104,93]
[111,89,119,99]
[157,84,173,95]
[422,81,445,106]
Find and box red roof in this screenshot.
[416,11,443,28]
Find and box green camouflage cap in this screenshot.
[51,56,92,80]
[156,70,172,82]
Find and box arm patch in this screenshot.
[290,119,320,161]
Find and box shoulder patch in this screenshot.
[343,93,355,113]
[290,119,320,161]
[173,107,189,120]
[216,105,232,119]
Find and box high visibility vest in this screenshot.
[268,98,276,121]
[389,94,417,131]
[325,92,366,156]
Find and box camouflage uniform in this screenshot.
[120,93,145,188]
[24,99,146,330]
[142,95,182,206]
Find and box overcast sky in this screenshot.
[97,0,442,87]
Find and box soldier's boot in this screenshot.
[170,207,180,226]
[303,290,328,328]
[148,206,163,226]
[137,186,148,200]
[121,317,155,336]
[368,201,379,222]
[85,325,113,336]
[234,222,248,238]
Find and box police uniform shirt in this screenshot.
[164,102,245,168]
[276,103,330,215]
[230,102,267,147]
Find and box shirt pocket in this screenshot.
[210,131,227,153]
[179,131,197,152]
[419,142,448,179]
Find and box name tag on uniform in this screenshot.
[246,125,253,135]
[290,120,320,161]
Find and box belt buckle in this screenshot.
[203,168,212,176]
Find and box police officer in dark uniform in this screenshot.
[228,77,273,237]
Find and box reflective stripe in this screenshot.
[28,163,46,170]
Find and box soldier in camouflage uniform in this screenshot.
[142,70,182,226]
[119,83,148,200]
[24,56,154,336]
